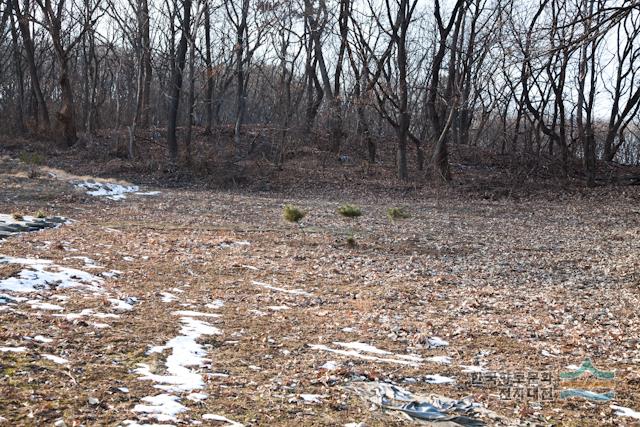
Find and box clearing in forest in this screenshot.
[1,155,640,426]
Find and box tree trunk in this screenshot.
[204,2,213,134]
[167,0,192,165]
[12,0,50,132]
[58,66,78,146]
[9,12,25,134]
[233,0,249,155]
[140,0,152,128]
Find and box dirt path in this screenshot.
[1,160,640,426]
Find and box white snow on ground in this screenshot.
[266,305,290,311]
[320,361,338,371]
[42,354,69,364]
[109,298,134,311]
[611,405,640,420]
[170,310,220,318]
[0,214,67,229]
[135,191,161,196]
[102,270,122,278]
[54,309,120,322]
[300,394,326,403]
[310,341,453,368]
[426,356,453,365]
[75,181,139,201]
[130,295,241,425]
[308,344,421,367]
[133,314,221,422]
[29,301,64,311]
[139,317,221,392]
[160,292,177,303]
[202,414,244,426]
[218,241,251,249]
[428,337,449,347]
[425,374,456,384]
[133,394,186,422]
[0,256,103,293]
[0,346,27,352]
[333,342,392,355]
[33,335,53,343]
[251,280,313,296]
[461,365,487,373]
[205,299,224,309]
[93,323,111,329]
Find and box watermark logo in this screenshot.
[559,358,615,402]
[466,358,615,402]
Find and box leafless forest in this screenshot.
[1,0,640,184]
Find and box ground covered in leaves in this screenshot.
[1,146,640,426]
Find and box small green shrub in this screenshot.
[12,213,24,221]
[346,234,357,248]
[19,152,44,166]
[283,204,305,223]
[387,207,410,221]
[337,204,362,218]
[35,210,46,219]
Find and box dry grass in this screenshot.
[1,142,640,426]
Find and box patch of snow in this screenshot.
[426,356,453,365]
[33,335,53,343]
[333,342,392,355]
[109,298,134,311]
[611,405,640,420]
[67,256,101,268]
[0,256,103,293]
[250,309,267,316]
[395,354,424,363]
[59,308,95,320]
[171,310,220,318]
[300,394,326,403]
[42,354,68,364]
[136,318,221,392]
[205,299,224,309]
[341,327,355,333]
[320,361,338,371]
[267,305,290,311]
[133,394,186,422]
[218,241,251,249]
[134,314,224,423]
[75,181,139,201]
[101,270,122,278]
[461,365,487,373]
[93,312,120,319]
[201,414,244,426]
[0,346,27,352]
[251,280,312,296]
[160,292,177,303]
[29,301,64,311]
[186,392,208,401]
[93,323,111,329]
[428,337,449,347]
[308,344,420,367]
[136,191,161,196]
[424,374,456,384]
